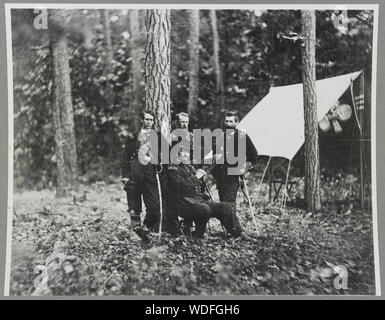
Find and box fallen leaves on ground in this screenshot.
[10,179,375,296]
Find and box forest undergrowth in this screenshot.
[10,175,375,296]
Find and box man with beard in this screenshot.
[174,112,191,137]
[171,112,194,160]
[121,110,162,233]
[172,112,207,171]
[169,112,208,231]
[163,149,243,238]
[212,111,258,208]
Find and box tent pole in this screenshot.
[269,158,273,202]
[280,159,292,213]
[359,124,364,211]
[252,156,272,206]
[351,75,365,211]
[359,73,365,211]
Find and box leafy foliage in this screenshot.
[11,9,373,187]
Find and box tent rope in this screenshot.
[280,159,292,213]
[252,156,272,206]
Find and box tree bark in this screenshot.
[129,10,144,119]
[100,9,113,67]
[144,9,171,141]
[301,10,321,212]
[187,10,200,119]
[49,9,78,197]
[100,9,118,163]
[210,10,225,111]
[100,9,115,108]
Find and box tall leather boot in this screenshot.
[143,209,160,232]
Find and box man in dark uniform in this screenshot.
[212,111,258,207]
[172,112,207,171]
[169,112,208,232]
[171,112,194,160]
[121,110,162,231]
[163,150,243,238]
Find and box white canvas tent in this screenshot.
[237,71,362,160]
[237,71,364,209]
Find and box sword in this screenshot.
[239,176,260,236]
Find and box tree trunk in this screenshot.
[144,9,171,141]
[187,10,200,120]
[49,9,78,197]
[301,10,321,212]
[100,9,113,68]
[100,9,117,164]
[210,10,225,111]
[100,9,114,108]
[129,10,144,122]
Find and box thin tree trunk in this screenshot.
[100,9,114,106]
[187,9,200,119]
[100,9,117,164]
[301,10,321,212]
[100,9,113,68]
[210,10,225,111]
[144,9,171,141]
[129,10,144,120]
[49,9,78,197]
[139,9,146,37]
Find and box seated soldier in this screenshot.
[163,150,243,239]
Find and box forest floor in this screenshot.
[10,176,376,296]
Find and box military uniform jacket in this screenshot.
[213,128,258,173]
[165,164,206,201]
[121,130,163,179]
[121,131,141,179]
[164,164,211,221]
[171,130,195,161]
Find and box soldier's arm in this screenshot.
[245,134,258,165]
[167,166,184,187]
[121,133,135,179]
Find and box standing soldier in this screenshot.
[121,110,161,232]
[171,112,194,156]
[175,112,191,136]
[173,112,207,172]
[212,111,258,208]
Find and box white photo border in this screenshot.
[4,2,381,297]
